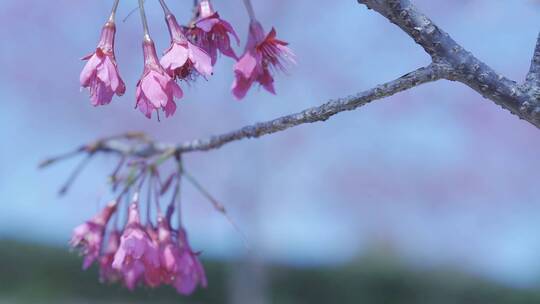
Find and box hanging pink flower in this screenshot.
[155,217,207,295]
[112,202,161,290]
[136,39,183,120]
[160,14,213,80]
[80,22,126,106]
[99,230,122,283]
[188,0,240,65]
[70,201,117,270]
[173,228,207,295]
[232,21,295,100]
[144,223,162,288]
[157,217,181,285]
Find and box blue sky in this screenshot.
[1,0,540,287]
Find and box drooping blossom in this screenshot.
[187,0,240,65]
[232,21,295,100]
[136,39,183,119]
[70,201,117,269]
[80,22,126,106]
[99,230,121,283]
[112,202,161,290]
[160,14,213,80]
[144,223,162,288]
[157,217,181,285]
[156,217,207,295]
[173,228,207,294]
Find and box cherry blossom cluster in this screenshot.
[68,150,207,295]
[80,0,295,120]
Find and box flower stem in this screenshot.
[115,169,145,202]
[108,0,121,22]
[153,174,163,216]
[188,0,200,25]
[242,0,256,21]
[138,0,151,41]
[175,159,184,228]
[183,170,250,249]
[146,173,153,224]
[157,0,171,15]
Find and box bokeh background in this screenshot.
[1,0,540,303]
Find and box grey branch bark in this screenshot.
[53,0,540,160]
[359,0,540,127]
[96,64,446,158]
[525,33,540,90]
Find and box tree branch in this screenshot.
[45,0,540,164]
[358,0,540,128]
[525,33,540,89]
[90,64,446,158]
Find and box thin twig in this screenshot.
[58,153,94,196]
[183,170,250,250]
[123,1,144,23]
[39,146,85,169]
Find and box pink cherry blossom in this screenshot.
[160,14,213,80]
[144,223,162,288]
[136,39,183,120]
[188,0,240,65]
[99,230,121,283]
[70,201,117,270]
[157,217,181,285]
[112,202,161,290]
[80,22,126,106]
[232,21,295,100]
[155,217,207,295]
[173,228,207,295]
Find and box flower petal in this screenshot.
[160,43,189,72]
[188,43,213,77]
[80,53,102,87]
[232,73,254,100]
[234,50,260,79]
[141,72,168,108]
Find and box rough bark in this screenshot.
[359,0,540,127]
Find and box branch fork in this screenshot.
[359,0,540,127]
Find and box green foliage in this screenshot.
[1,240,539,304]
